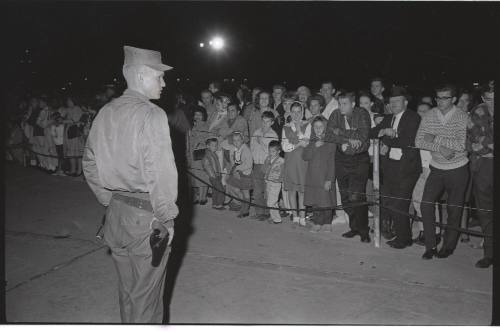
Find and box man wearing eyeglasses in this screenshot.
[415,84,469,260]
[466,84,494,268]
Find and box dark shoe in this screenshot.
[386,238,397,246]
[388,239,413,249]
[342,230,359,238]
[280,210,289,218]
[193,200,199,205]
[257,215,268,221]
[237,212,249,218]
[360,234,371,243]
[422,248,437,260]
[436,248,454,258]
[413,231,425,246]
[381,219,394,239]
[199,200,207,206]
[212,206,226,210]
[475,257,493,268]
[229,204,242,211]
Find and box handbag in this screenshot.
[67,124,82,139]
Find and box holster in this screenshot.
[149,229,169,267]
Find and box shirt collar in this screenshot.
[124,89,151,103]
[394,110,405,120]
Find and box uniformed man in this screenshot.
[83,45,178,323]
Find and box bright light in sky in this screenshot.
[210,36,225,50]
[199,43,204,48]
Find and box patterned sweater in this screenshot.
[415,105,469,170]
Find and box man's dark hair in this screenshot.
[272,84,286,93]
[337,91,356,103]
[321,81,336,89]
[268,140,281,150]
[205,137,218,145]
[307,94,326,109]
[357,90,373,103]
[228,101,241,113]
[214,92,232,102]
[191,105,207,121]
[435,84,457,98]
[369,77,385,87]
[261,110,275,121]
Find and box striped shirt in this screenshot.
[415,105,469,170]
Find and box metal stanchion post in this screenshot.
[373,139,381,248]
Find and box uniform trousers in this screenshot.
[103,193,170,323]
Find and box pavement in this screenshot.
[4,162,493,324]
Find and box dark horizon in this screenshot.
[5,1,499,96]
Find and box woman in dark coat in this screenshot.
[302,116,337,232]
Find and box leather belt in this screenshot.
[113,193,153,212]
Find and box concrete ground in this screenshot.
[4,163,492,324]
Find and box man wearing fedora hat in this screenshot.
[370,86,422,249]
[83,45,177,323]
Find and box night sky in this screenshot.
[5,1,499,95]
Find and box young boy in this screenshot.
[202,137,226,210]
[250,111,278,220]
[263,140,285,224]
[50,113,66,176]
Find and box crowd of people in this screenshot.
[6,86,116,176]
[5,77,494,269]
[182,78,494,269]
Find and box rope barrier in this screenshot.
[378,204,492,239]
[186,165,491,212]
[186,169,371,212]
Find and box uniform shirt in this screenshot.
[83,89,179,224]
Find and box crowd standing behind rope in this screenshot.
[5,79,494,268]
